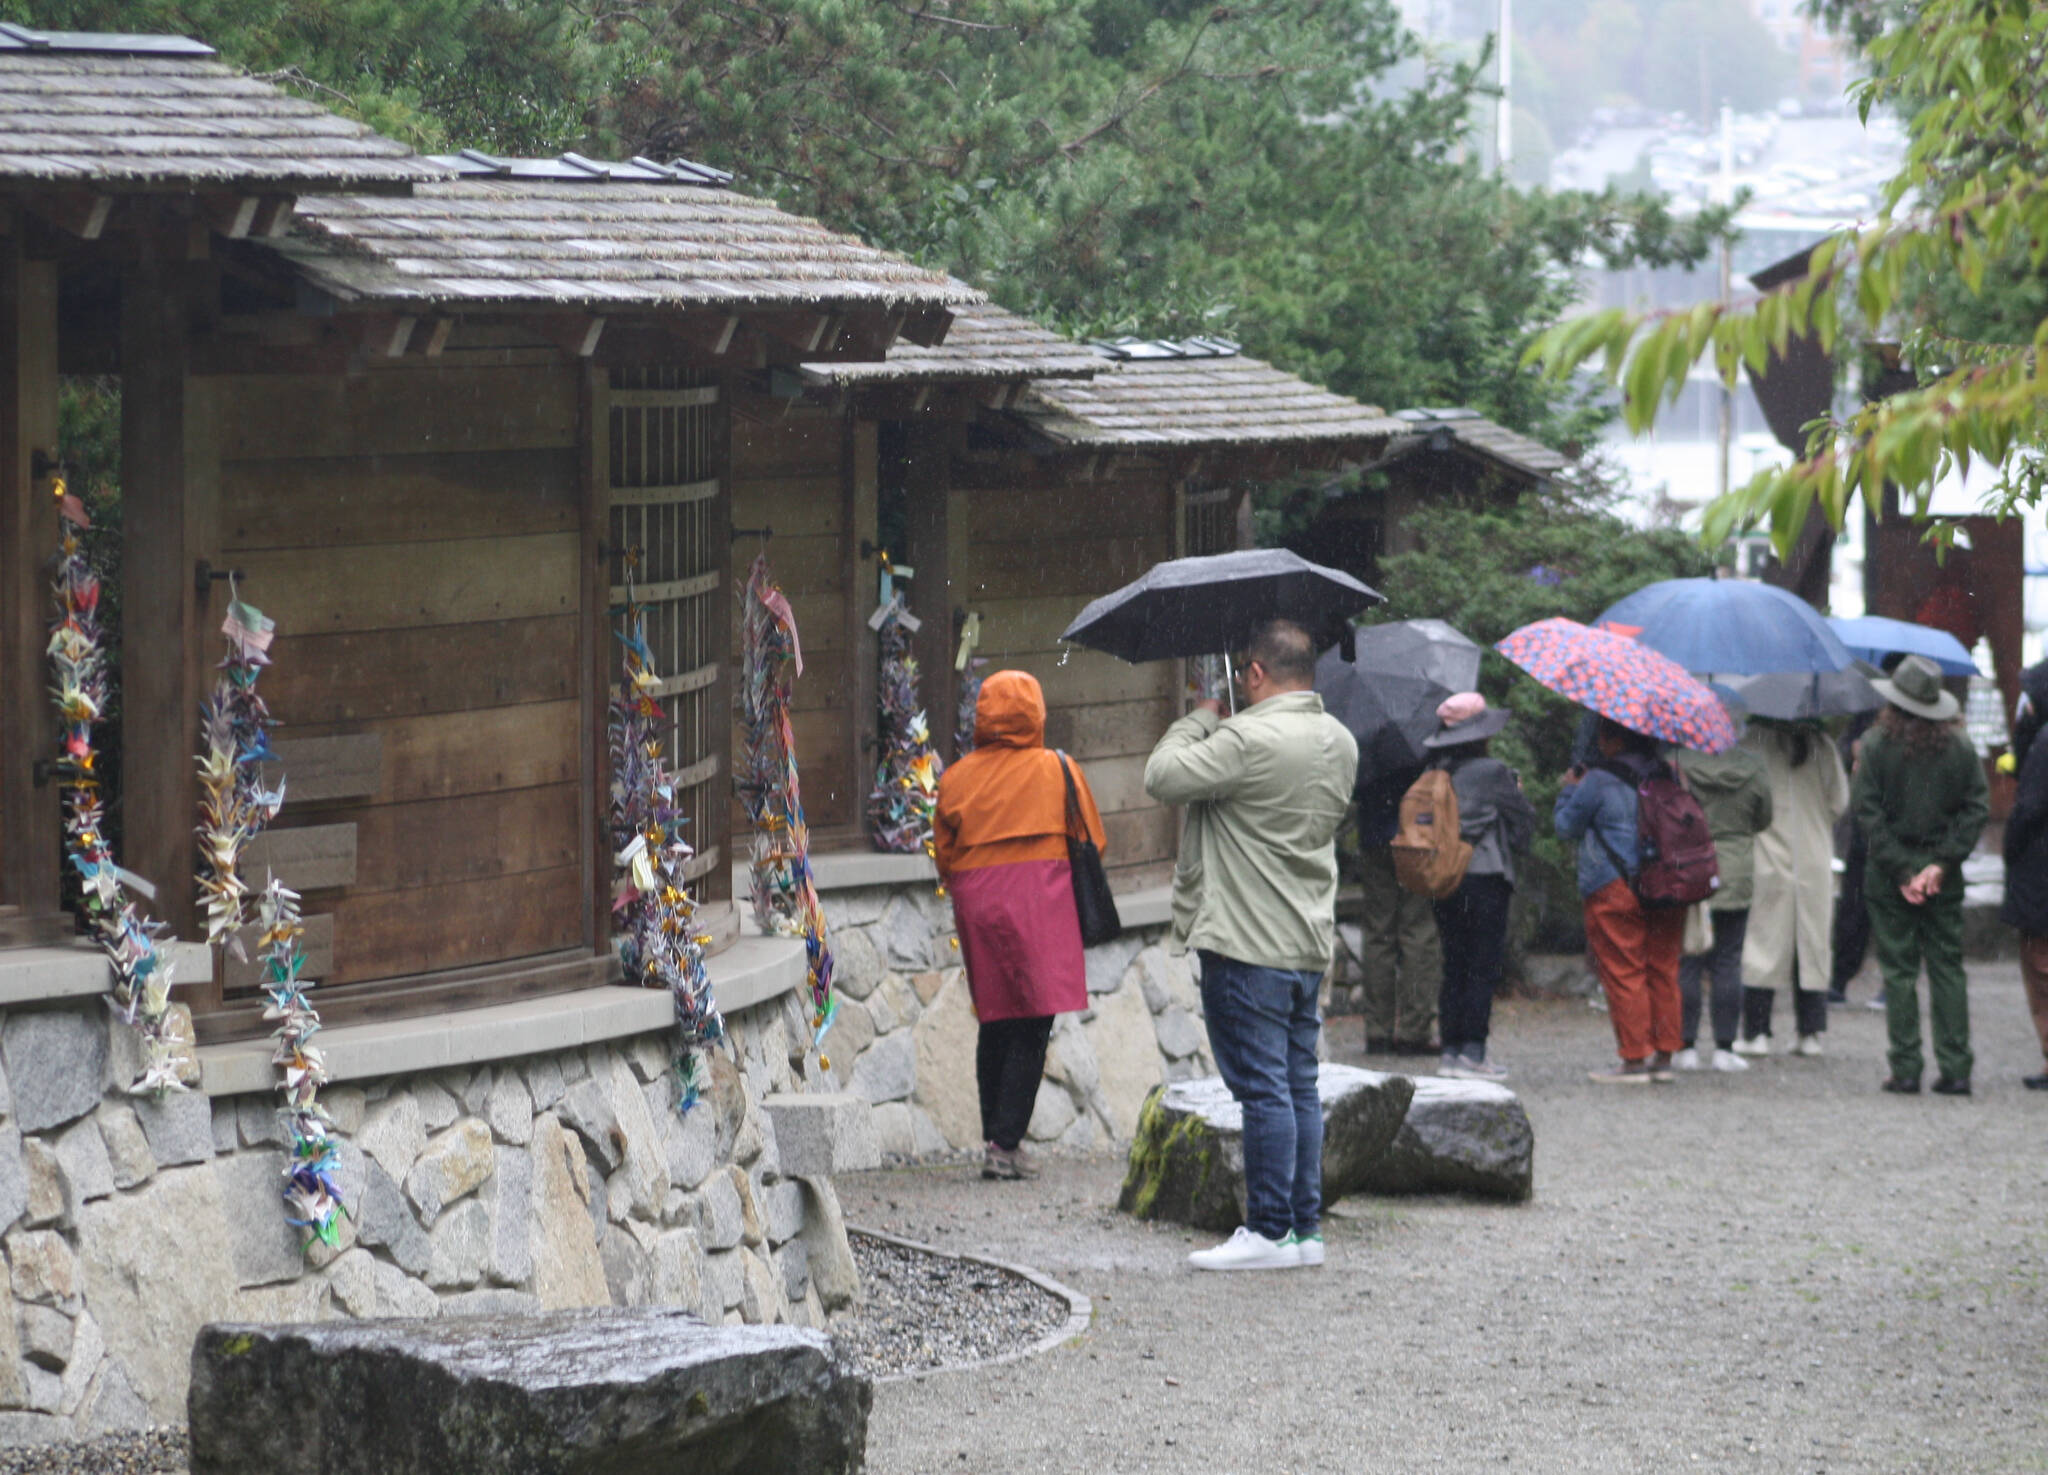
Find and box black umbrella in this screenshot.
[1316,619,1484,782]
[1722,666,1883,721]
[1060,549,1383,664]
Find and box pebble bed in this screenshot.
[833,1231,1071,1380]
[0,1236,1069,1473]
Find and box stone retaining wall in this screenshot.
[819,884,1216,1156]
[0,983,855,1442]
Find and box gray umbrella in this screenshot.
[1316,619,1484,782]
[1061,548,1383,664]
[1721,666,1883,721]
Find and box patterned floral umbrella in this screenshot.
[1497,616,1738,754]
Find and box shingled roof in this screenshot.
[1015,339,1405,449]
[0,28,437,192]
[273,165,978,314]
[800,295,1103,385]
[1389,407,1569,482]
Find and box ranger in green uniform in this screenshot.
[1852,655,1989,1095]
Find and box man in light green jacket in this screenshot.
[1144,617,1359,1272]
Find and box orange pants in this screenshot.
[1585,878,1686,1061]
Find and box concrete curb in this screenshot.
[844,1225,1092,1384]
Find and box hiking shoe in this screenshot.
[1589,1060,1652,1085]
[1189,1226,1300,1272]
[982,1143,1039,1180]
[1673,1047,1702,1071]
[1648,1051,1676,1083]
[1732,1035,1771,1056]
[1792,1034,1825,1058]
[1711,1048,1750,1073]
[1932,1076,1972,1097]
[2023,1073,2048,1091]
[1286,1231,1325,1268]
[1882,1077,1921,1095]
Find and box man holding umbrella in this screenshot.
[1145,618,1359,1271]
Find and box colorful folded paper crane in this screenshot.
[867,556,943,856]
[611,555,725,1111]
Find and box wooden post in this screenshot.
[578,363,612,957]
[701,375,735,917]
[0,228,62,939]
[901,421,962,762]
[120,256,217,953]
[843,417,879,807]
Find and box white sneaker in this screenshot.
[1792,1034,1824,1057]
[1673,1047,1702,1071]
[1732,1035,1771,1056]
[1864,996,1888,1012]
[1189,1226,1300,1272]
[1710,1048,1750,1072]
[1286,1231,1325,1267]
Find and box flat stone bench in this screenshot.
[187,1308,870,1474]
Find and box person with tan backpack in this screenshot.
[1400,695,1534,1080]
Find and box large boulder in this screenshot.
[1355,1077,1534,1201]
[187,1309,871,1475]
[1118,1065,1415,1233]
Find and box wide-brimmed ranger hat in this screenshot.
[1423,692,1511,748]
[1870,652,1961,722]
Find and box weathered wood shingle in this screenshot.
[1017,347,1406,449]
[801,297,1102,384]
[1390,407,1568,480]
[0,46,436,191]
[277,180,979,312]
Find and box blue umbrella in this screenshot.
[1827,615,1980,677]
[1594,578,1854,675]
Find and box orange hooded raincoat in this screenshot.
[934,670,1108,1021]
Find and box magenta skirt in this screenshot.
[948,859,1088,1022]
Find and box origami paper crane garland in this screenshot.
[867,560,942,856]
[196,594,282,951]
[738,554,838,1056]
[611,561,725,1111]
[953,657,986,759]
[257,879,345,1245]
[45,478,183,1094]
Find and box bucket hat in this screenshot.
[1423,692,1511,748]
[1870,652,1960,722]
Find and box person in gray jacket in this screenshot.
[1422,695,1536,1081]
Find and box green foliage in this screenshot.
[1368,490,1714,939]
[1526,0,2048,552]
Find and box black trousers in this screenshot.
[1680,907,1748,1049]
[1830,819,1871,992]
[1744,956,1829,1039]
[1432,874,1514,1055]
[977,1015,1054,1151]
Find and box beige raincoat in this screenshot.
[1741,725,1849,989]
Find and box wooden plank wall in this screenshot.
[962,455,1181,888]
[210,351,587,988]
[727,401,866,840]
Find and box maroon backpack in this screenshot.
[1597,759,1721,909]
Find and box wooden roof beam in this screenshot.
[535,313,606,358]
[26,191,112,241]
[196,192,297,241]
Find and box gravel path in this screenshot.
[0,1430,183,1475]
[835,1231,1072,1381]
[845,961,2048,1473]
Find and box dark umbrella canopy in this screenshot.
[1724,667,1883,721]
[1594,577,1853,676]
[1061,548,1383,664]
[1316,619,1483,782]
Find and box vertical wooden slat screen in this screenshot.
[606,367,724,890]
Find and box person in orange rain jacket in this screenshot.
[934,670,1108,1182]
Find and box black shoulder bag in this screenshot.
[1057,752,1123,948]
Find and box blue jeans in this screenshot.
[1197,950,1323,1241]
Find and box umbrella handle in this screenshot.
[1224,651,1239,716]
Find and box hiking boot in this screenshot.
[1285,1230,1325,1267]
[1931,1076,1972,1097]
[982,1143,1039,1180]
[1732,1034,1771,1056]
[1710,1048,1750,1073]
[1189,1226,1300,1272]
[1791,1034,1825,1058]
[1589,1059,1652,1085]
[1672,1047,1702,1071]
[1648,1051,1676,1083]
[1881,1077,1921,1095]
